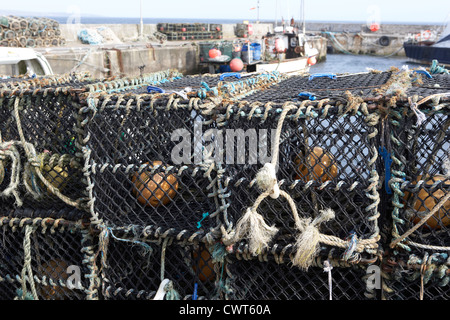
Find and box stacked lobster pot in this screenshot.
[0,65,449,301]
[75,70,286,300]
[0,15,66,48]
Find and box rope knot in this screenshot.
[292,209,335,270]
[256,163,280,199]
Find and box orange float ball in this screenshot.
[294,147,338,182]
[229,58,244,72]
[404,175,450,230]
[132,161,179,208]
[307,56,317,66]
[40,260,70,300]
[209,48,221,59]
[192,249,216,282]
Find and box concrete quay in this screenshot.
[34,23,328,78]
[32,21,439,78]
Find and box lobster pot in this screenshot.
[81,92,221,237]
[382,256,450,300]
[0,215,94,300]
[225,253,373,300]
[150,72,279,98]
[78,72,284,232]
[220,100,381,260]
[101,234,222,300]
[388,74,450,259]
[0,85,88,154]
[0,76,97,212]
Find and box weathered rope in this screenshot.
[12,97,81,209]
[19,225,38,300]
[0,141,22,206]
[159,237,180,300]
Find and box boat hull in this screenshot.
[403,42,450,65]
[256,57,309,75]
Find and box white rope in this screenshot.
[323,260,333,301]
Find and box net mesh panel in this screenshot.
[388,96,450,259]
[219,99,380,259]
[226,254,371,300]
[101,235,220,300]
[83,95,219,235]
[0,68,449,300]
[242,71,392,103]
[0,215,91,300]
[382,259,450,300]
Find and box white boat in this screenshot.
[253,31,319,75]
[0,47,53,76]
[246,0,320,75]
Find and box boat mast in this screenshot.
[302,0,305,35]
[275,0,278,28]
[257,0,260,23]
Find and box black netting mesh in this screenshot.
[389,104,450,258]
[0,67,449,300]
[219,103,380,260]
[0,214,93,300]
[100,236,222,300]
[225,255,372,300]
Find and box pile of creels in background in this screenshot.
[0,15,66,48]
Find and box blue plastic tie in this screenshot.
[197,212,210,229]
[412,70,432,79]
[298,92,317,101]
[220,72,242,81]
[309,73,337,81]
[147,86,165,94]
[193,283,198,300]
[379,147,393,194]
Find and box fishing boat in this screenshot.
[249,26,319,75]
[403,22,450,65]
[202,0,320,75]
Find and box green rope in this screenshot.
[430,60,449,74]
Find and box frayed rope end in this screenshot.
[234,207,278,256]
[292,209,335,271]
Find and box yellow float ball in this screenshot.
[294,147,338,182]
[404,175,450,230]
[192,249,216,282]
[132,161,179,208]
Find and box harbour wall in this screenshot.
[35,22,438,78]
[305,22,443,57]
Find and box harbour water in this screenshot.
[310,53,428,74]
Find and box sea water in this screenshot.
[310,53,428,74]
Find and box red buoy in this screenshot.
[230,58,244,72]
[370,23,380,32]
[307,56,317,66]
[275,38,285,53]
[209,48,222,59]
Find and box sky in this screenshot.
[1,0,449,24]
